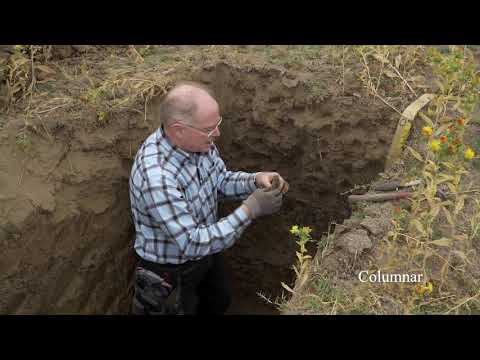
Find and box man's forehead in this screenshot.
[192,95,219,124]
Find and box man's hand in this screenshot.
[242,187,282,219]
[255,172,289,194]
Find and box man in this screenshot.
[129,81,289,315]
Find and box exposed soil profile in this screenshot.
[0,46,400,314]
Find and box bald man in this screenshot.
[129,81,289,315]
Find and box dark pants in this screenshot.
[132,253,231,315]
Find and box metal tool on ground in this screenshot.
[348,179,421,203]
[371,179,422,192]
[348,191,413,203]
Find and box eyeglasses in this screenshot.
[177,116,222,138]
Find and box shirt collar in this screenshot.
[156,125,192,162]
[156,125,217,163]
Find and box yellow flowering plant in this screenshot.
[285,225,315,291]
[280,46,480,315]
[422,126,433,137]
[402,47,480,313]
[425,118,470,161]
[290,225,313,256]
[465,147,476,161]
[430,139,441,152]
[361,46,480,314]
[415,281,433,296]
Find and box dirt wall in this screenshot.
[0,59,397,314]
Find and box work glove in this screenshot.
[242,187,282,219]
[255,172,289,194]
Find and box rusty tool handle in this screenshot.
[348,191,413,203]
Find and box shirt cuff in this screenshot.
[246,172,258,193]
[234,205,252,228]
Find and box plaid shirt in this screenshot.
[129,126,257,264]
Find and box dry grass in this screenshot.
[2,46,200,139]
[2,45,369,152]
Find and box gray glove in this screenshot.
[243,187,283,219]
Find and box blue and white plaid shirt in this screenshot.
[129,126,258,264]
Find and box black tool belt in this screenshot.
[137,255,207,277]
[132,255,210,315]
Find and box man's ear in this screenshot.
[169,123,184,139]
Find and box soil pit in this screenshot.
[187,63,396,314]
[0,59,399,314]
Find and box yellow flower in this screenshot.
[430,140,441,152]
[290,225,299,234]
[415,281,433,296]
[464,148,476,160]
[425,282,433,294]
[301,226,312,235]
[422,126,433,137]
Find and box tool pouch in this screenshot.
[131,266,182,315]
